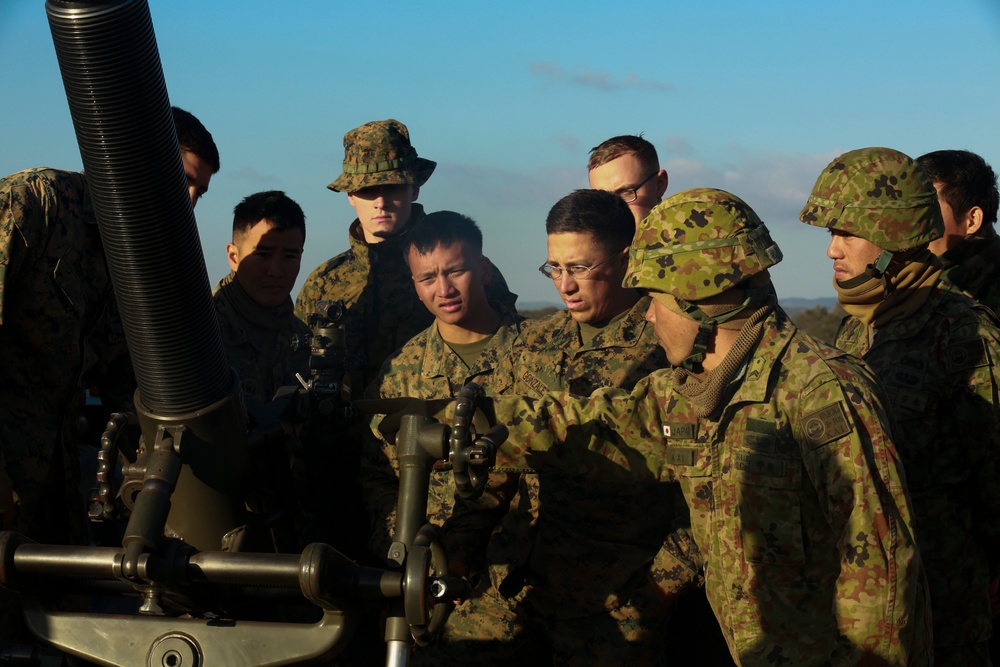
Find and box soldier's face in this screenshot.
[826,230,883,282]
[588,153,668,225]
[348,184,419,243]
[408,241,492,335]
[227,220,304,308]
[182,149,213,209]
[646,295,702,369]
[928,182,978,256]
[545,231,634,324]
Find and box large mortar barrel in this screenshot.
[47,0,248,550]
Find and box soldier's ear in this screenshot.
[226,242,240,272]
[654,169,669,199]
[966,206,985,237]
[411,185,420,202]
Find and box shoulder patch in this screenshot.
[948,338,988,373]
[801,402,852,449]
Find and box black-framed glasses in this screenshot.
[617,172,657,203]
[538,248,626,280]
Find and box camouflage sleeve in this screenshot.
[648,488,704,600]
[793,371,928,662]
[0,173,45,477]
[0,172,45,326]
[481,372,670,478]
[442,471,519,574]
[949,315,1000,572]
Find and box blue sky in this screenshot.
[3,0,999,306]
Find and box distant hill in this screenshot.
[781,296,839,310]
[518,301,562,312]
[519,303,561,319]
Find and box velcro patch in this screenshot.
[892,388,928,414]
[663,422,697,440]
[744,418,776,452]
[949,339,988,372]
[665,447,697,466]
[734,451,787,477]
[801,403,852,448]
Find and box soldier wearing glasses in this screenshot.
[420,190,693,666]
[588,134,669,225]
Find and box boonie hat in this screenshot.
[328,119,436,192]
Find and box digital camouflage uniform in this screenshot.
[294,206,517,394]
[361,310,523,567]
[435,189,932,666]
[0,168,112,542]
[213,271,311,404]
[294,121,518,581]
[938,231,1000,315]
[296,119,517,394]
[421,297,695,667]
[801,147,1000,665]
[0,168,123,641]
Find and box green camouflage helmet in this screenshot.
[799,147,942,252]
[624,188,782,301]
[328,119,436,192]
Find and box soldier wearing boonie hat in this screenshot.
[801,147,1000,667]
[291,121,517,624]
[327,118,436,193]
[295,118,516,391]
[429,187,932,665]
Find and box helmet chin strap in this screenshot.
[675,285,765,373]
[837,248,895,290]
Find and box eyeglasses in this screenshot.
[538,248,625,280]
[616,172,657,203]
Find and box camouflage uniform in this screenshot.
[436,189,932,666]
[0,168,121,641]
[295,205,516,394]
[801,147,1000,664]
[213,271,310,404]
[421,297,695,667]
[483,309,930,666]
[295,121,517,579]
[0,168,111,542]
[938,231,1000,315]
[296,119,517,393]
[361,310,523,567]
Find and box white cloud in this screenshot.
[531,60,675,92]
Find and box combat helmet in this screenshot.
[799,147,942,269]
[624,187,782,370]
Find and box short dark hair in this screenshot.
[172,106,220,174]
[408,211,483,256]
[588,134,659,174]
[917,149,998,227]
[545,189,635,252]
[233,190,305,241]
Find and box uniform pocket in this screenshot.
[735,451,805,565]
